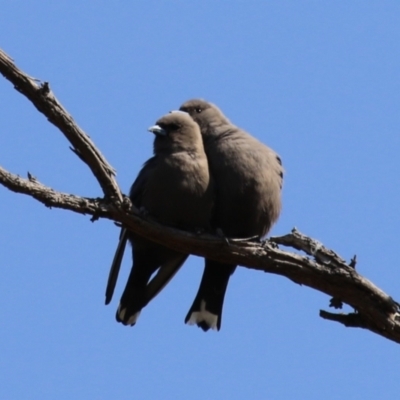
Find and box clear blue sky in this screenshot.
[1,2,400,399]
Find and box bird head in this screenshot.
[179,99,230,137]
[149,111,203,155]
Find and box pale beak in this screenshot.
[148,124,167,136]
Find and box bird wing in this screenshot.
[105,157,159,305]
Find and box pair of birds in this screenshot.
[105,99,283,331]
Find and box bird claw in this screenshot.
[229,235,259,243]
[262,238,279,248]
[216,228,230,245]
[139,206,149,216]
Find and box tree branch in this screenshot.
[1,47,399,344]
[0,48,122,203]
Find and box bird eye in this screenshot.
[195,107,202,113]
[169,123,180,131]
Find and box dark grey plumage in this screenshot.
[106,111,214,326]
[179,99,283,331]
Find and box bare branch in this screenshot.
[0,48,122,203]
[1,47,400,344]
[319,310,400,343]
[0,164,111,217]
[2,163,400,343]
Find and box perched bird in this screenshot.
[106,111,214,326]
[179,99,283,331]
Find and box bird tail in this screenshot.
[144,254,189,305]
[185,260,236,331]
[105,227,128,305]
[116,254,188,326]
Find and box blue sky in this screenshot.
[1,2,400,399]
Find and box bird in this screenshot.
[105,111,214,326]
[179,99,283,331]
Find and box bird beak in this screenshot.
[169,110,188,115]
[148,124,167,136]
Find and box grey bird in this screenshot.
[105,111,214,326]
[179,99,283,331]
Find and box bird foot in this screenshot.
[139,206,149,217]
[216,228,231,245]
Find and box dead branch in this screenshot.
[0,48,122,203]
[1,47,399,344]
